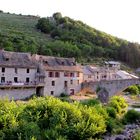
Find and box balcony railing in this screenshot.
[0,81,45,88]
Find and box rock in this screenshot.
[114,135,126,140]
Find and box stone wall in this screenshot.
[0,67,37,83]
[43,71,83,96]
[0,87,36,100]
[83,79,140,98]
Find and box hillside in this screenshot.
[0,12,140,68]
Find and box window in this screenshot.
[61,62,64,65]
[88,75,92,78]
[55,72,60,77]
[64,72,69,77]
[52,81,55,86]
[26,77,30,83]
[27,69,30,73]
[70,73,74,77]
[51,91,54,95]
[70,80,73,85]
[15,68,18,74]
[64,81,68,87]
[2,68,5,73]
[77,72,80,77]
[14,77,18,83]
[49,72,54,77]
[6,58,9,61]
[1,77,5,83]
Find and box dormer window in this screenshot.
[5,58,9,61]
[45,61,48,64]
[61,62,64,65]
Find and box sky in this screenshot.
[1,0,140,43]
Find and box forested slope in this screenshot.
[0,11,140,68]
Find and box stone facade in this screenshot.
[0,50,138,100]
[0,67,36,83]
[0,87,36,100]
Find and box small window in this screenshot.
[77,72,80,77]
[70,73,74,77]
[64,81,68,87]
[55,72,60,77]
[14,77,18,83]
[26,77,30,83]
[2,68,5,73]
[64,72,69,77]
[70,80,73,85]
[51,91,54,95]
[27,69,30,73]
[49,72,54,77]
[6,58,9,61]
[15,68,18,74]
[1,77,5,83]
[52,81,55,86]
[88,75,92,78]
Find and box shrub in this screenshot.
[106,118,124,134]
[81,99,100,106]
[134,129,140,140]
[0,96,107,140]
[123,109,140,123]
[60,93,68,97]
[108,96,128,118]
[106,107,116,118]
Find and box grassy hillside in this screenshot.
[0,12,140,68]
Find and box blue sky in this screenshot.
[1,0,140,43]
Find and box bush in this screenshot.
[123,109,140,123]
[0,97,108,140]
[81,99,100,106]
[125,85,139,95]
[106,107,116,118]
[106,118,124,134]
[108,96,128,118]
[60,93,68,97]
[134,129,140,140]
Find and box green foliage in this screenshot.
[125,85,140,95]
[81,99,100,107]
[0,97,108,140]
[123,109,140,123]
[108,96,128,118]
[134,129,140,140]
[106,118,124,134]
[106,107,116,118]
[1,12,140,67]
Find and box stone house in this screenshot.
[32,54,83,96]
[0,50,39,100]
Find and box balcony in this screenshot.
[0,81,45,88]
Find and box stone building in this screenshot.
[32,54,83,96]
[0,50,39,100]
[83,65,118,82]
